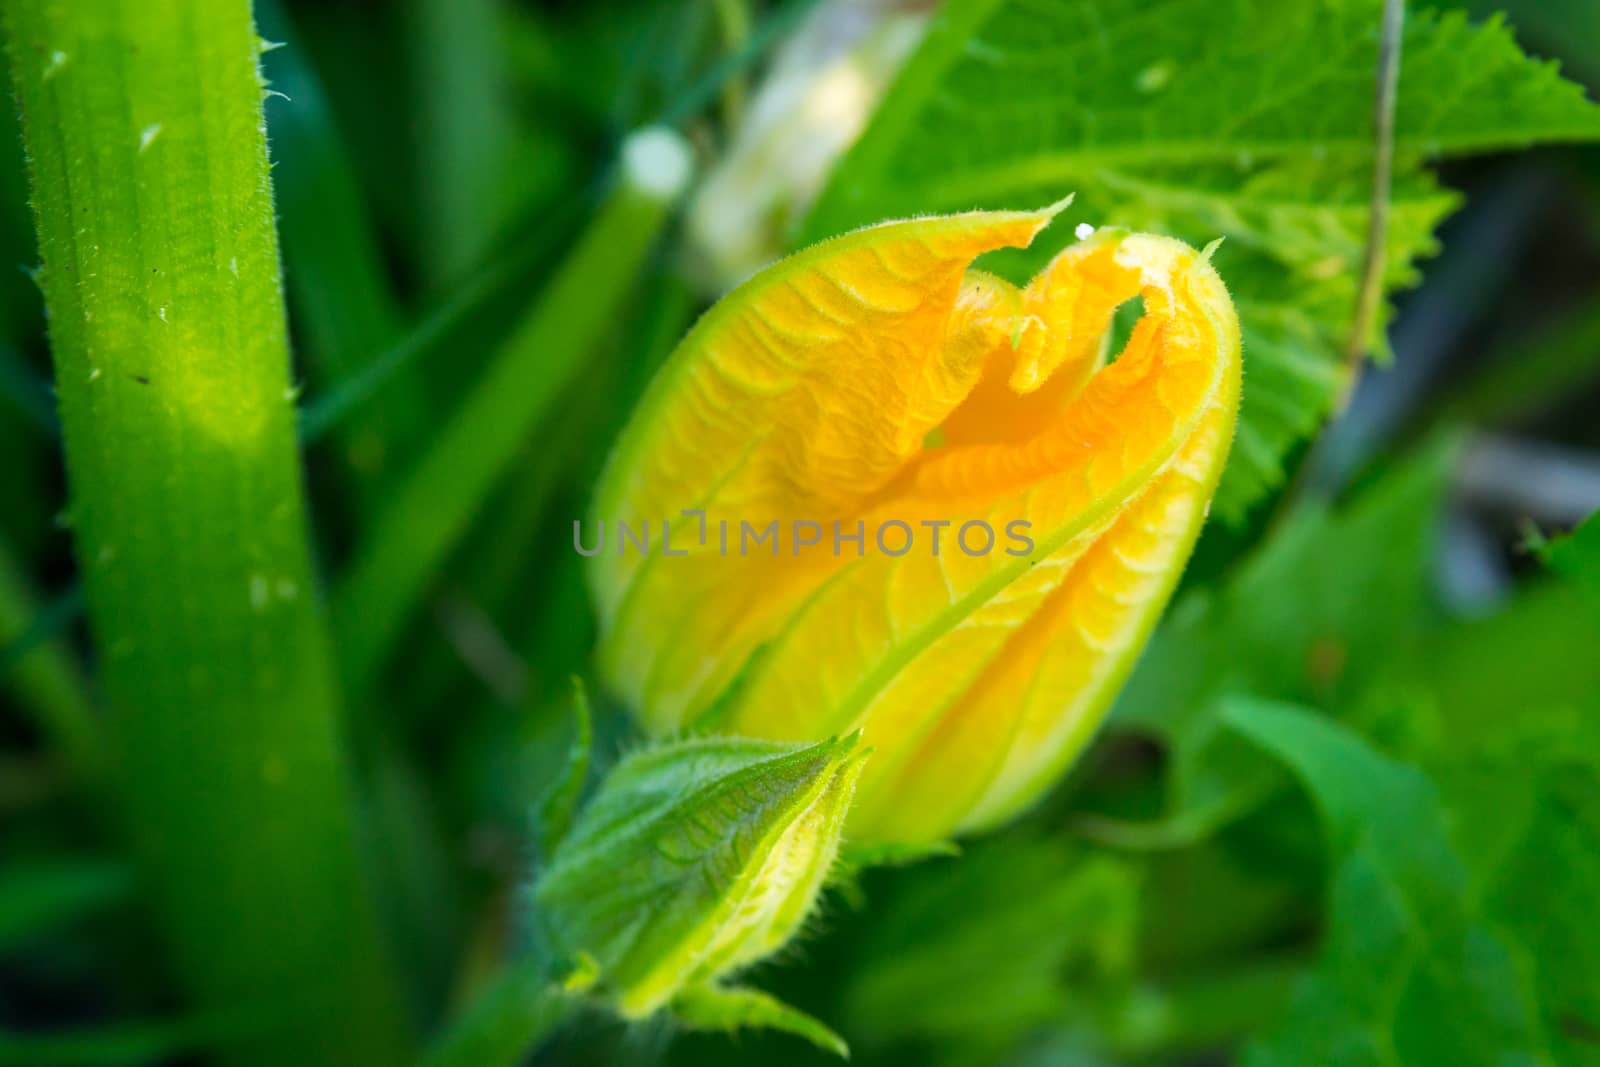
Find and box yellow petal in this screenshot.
[589,211,1241,843]
[592,206,1068,729]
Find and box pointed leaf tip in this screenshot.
[534,679,593,857]
[1038,192,1076,218]
[673,984,850,1059]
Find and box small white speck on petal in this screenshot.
[1074,222,1096,240]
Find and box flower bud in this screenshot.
[588,204,1240,844]
[533,733,865,1053]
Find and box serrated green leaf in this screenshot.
[804,0,1600,519]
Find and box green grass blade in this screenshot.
[295,203,580,447]
[258,0,429,507]
[0,1009,278,1067]
[333,129,693,695]
[406,0,518,289]
[421,957,569,1067]
[3,3,411,1064]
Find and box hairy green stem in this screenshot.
[334,128,693,695]
[4,3,410,1064]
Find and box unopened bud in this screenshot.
[534,733,866,1055]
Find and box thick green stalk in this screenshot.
[334,128,692,694]
[4,4,410,1065]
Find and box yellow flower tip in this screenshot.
[589,207,1241,845]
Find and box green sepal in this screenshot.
[554,950,600,995]
[533,678,593,857]
[672,984,849,1060]
[830,840,960,910]
[534,732,867,1022]
[837,839,961,872]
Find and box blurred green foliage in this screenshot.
[2,1,1599,1066]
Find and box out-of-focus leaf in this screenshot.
[1545,509,1600,619]
[1409,509,1600,1062]
[0,542,96,776]
[405,0,521,289]
[1432,717,1600,1066]
[420,955,563,1067]
[829,836,964,913]
[1002,1034,1122,1067]
[0,860,129,953]
[1372,581,1600,756]
[1111,440,1453,832]
[1437,300,1600,432]
[295,203,582,447]
[0,46,39,340]
[0,1009,271,1067]
[844,838,1138,1051]
[804,0,1600,519]
[333,130,692,695]
[0,346,55,440]
[1223,698,1550,1067]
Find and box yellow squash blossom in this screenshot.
[586,203,1240,844]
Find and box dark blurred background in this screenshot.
[2,2,1597,1065]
